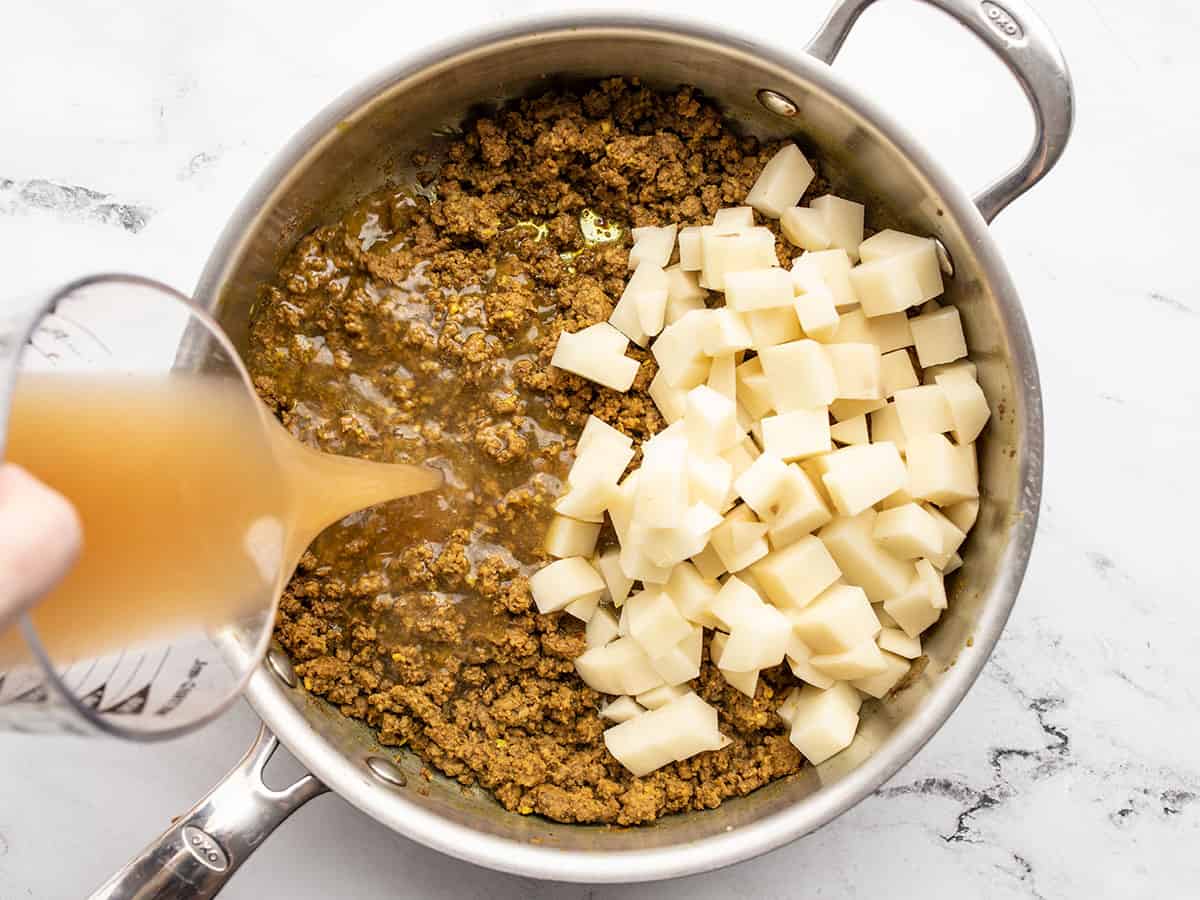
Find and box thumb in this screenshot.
[0,463,82,632]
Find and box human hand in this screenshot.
[0,463,81,633]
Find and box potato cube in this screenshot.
[943,498,979,534]
[776,687,803,724]
[575,635,664,695]
[793,283,840,341]
[664,265,707,324]
[746,306,803,348]
[877,626,921,659]
[687,452,734,513]
[638,503,723,568]
[820,442,907,516]
[652,310,711,388]
[649,369,687,424]
[712,206,755,231]
[717,602,792,671]
[685,385,743,455]
[708,573,764,630]
[608,284,650,347]
[760,339,837,410]
[766,466,832,547]
[637,683,689,710]
[790,583,880,652]
[702,308,754,356]
[923,359,977,384]
[554,476,616,523]
[700,226,777,291]
[565,590,601,622]
[923,504,967,568]
[714,648,760,697]
[649,623,704,685]
[722,436,760,478]
[544,515,602,559]
[785,635,836,689]
[530,557,606,614]
[691,543,727,580]
[628,224,677,270]
[880,349,919,397]
[850,650,912,698]
[826,343,883,400]
[781,206,831,251]
[851,230,943,316]
[551,322,640,390]
[910,306,967,367]
[943,553,963,575]
[570,434,634,489]
[577,413,633,455]
[752,534,842,610]
[788,682,862,764]
[735,357,775,420]
[811,640,889,680]
[819,511,913,603]
[706,353,737,405]
[603,691,725,776]
[745,144,815,218]
[667,561,722,628]
[915,557,947,610]
[868,402,906,452]
[905,434,979,505]
[872,502,942,560]
[761,408,832,461]
[829,397,886,422]
[827,308,874,344]
[830,415,868,446]
[935,373,990,444]
[709,505,770,573]
[873,603,900,628]
[634,431,689,528]
[725,267,794,312]
[586,605,620,648]
[869,311,916,353]
[600,696,645,723]
[893,385,953,438]
[677,225,703,271]
[810,195,865,261]
[882,575,942,638]
[791,249,858,310]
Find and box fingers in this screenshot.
[0,463,82,632]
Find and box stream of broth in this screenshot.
[0,372,440,666]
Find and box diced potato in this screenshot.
[603,691,725,776]
[637,683,689,710]
[577,414,633,455]
[851,230,943,316]
[826,308,874,344]
[915,558,947,610]
[586,605,620,648]
[810,195,865,261]
[868,402,906,452]
[733,452,793,521]
[872,502,942,560]
[760,339,836,410]
[677,226,703,271]
[923,359,977,384]
[634,431,689,528]
[868,311,916,353]
[745,144,815,218]
[893,385,953,438]
[746,306,803,347]
[905,434,979,505]
[921,298,942,315]
[649,623,704,685]
[788,682,862,764]
[554,476,616,523]
[702,308,754,356]
[652,310,711,388]
[565,590,601,622]
[785,634,836,689]
[830,415,868,445]
[640,502,723,567]
[691,543,727,580]
[725,268,794,312]
[706,353,737,404]
[781,206,831,251]
[850,650,911,698]
[752,534,842,610]
[735,357,775,420]
[811,640,889,680]
[601,696,645,723]
[544,514,602,559]
[829,397,886,422]
[608,284,650,347]
[880,349,919,397]
[910,306,967,367]
[648,369,687,423]
[708,573,765,629]
[667,561,722,628]
[935,372,990,444]
[712,206,755,232]
[628,224,677,270]
[873,603,900,629]
[819,511,913,603]
[826,343,883,400]
[790,583,880,652]
[820,442,907,516]
[709,504,770,573]
[776,687,803,725]
[551,322,640,391]
[791,249,858,310]
[530,557,606,614]
[877,626,921,659]
[879,485,917,509]
[923,504,967,568]
[709,631,759,698]
[793,283,840,341]
[722,436,760,478]
[761,408,832,461]
[685,385,743,455]
[718,601,792,671]
[688,452,734,513]
[882,575,942,638]
[570,433,634,489]
[700,226,777,291]
[942,552,963,575]
[943,498,979,533]
[664,265,707,324]
[575,635,664,695]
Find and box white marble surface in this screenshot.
[2,0,1198,896]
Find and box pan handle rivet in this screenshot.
[366,756,408,787]
[757,89,798,117]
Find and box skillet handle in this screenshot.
[806,0,1074,222]
[89,725,327,900]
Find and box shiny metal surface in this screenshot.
[104,1,1072,890]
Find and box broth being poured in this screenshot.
[1,372,440,666]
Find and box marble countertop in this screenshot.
[2,0,1197,897]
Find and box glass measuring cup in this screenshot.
[0,274,439,739]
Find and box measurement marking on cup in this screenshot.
[182,825,229,872]
[980,1,1024,40]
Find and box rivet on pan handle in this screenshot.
[89,725,327,900]
[806,0,1074,222]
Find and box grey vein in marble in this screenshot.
[0,177,152,232]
